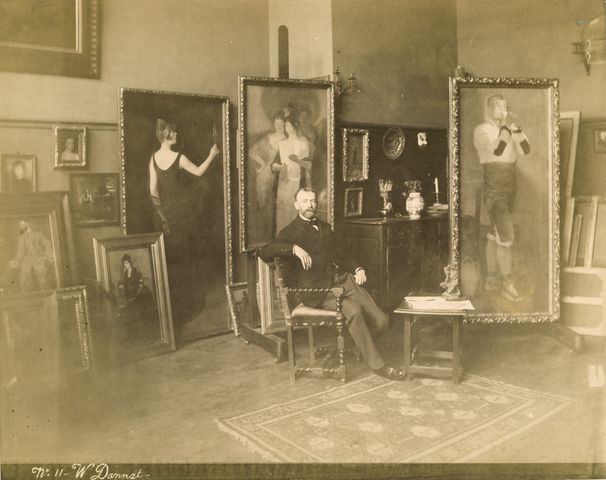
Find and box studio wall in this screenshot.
[332,0,458,128]
[457,0,606,195]
[0,0,271,286]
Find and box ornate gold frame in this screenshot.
[56,285,94,373]
[342,128,370,182]
[449,76,560,323]
[53,124,88,169]
[93,233,176,360]
[238,76,335,252]
[0,0,99,79]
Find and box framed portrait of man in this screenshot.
[54,125,87,169]
[238,76,335,252]
[1,154,36,193]
[0,192,78,297]
[449,76,560,323]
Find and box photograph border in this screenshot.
[448,76,560,323]
[342,127,370,182]
[0,0,100,79]
[93,232,176,360]
[238,75,335,252]
[344,186,364,218]
[53,124,88,169]
[69,172,120,227]
[0,153,37,193]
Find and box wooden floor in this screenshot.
[2,319,605,469]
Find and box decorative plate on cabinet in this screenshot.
[382,127,406,160]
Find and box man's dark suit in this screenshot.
[260,215,388,370]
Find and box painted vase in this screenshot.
[405,192,425,219]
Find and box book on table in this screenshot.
[403,296,475,311]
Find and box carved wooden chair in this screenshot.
[274,257,359,383]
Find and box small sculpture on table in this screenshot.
[440,263,461,300]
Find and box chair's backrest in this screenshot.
[273,257,298,317]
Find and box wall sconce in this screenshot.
[572,12,606,75]
[332,66,358,96]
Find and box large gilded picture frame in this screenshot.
[238,76,335,252]
[449,76,560,323]
[119,88,233,342]
[0,0,100,79]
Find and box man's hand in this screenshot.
[293,244,312,270]
[354,268,367,285]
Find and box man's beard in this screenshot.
[302,209,316,220]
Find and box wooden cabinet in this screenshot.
[340,216,449,310]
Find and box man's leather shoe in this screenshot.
[374,365,406,381]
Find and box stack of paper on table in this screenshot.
[404,296,475,311]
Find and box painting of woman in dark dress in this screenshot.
[117,254,158,343]
[149,118,220,337]
[120,88,232,343]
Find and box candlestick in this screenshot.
[434,177,439,194]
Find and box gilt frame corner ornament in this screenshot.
[238,76,335,253]
[448,76,560,324]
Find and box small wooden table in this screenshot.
[394,297,471,384]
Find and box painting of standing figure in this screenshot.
[449,76,560,323]
[93,233,175,361]
[239,76,335,251]
[120,88,233,343]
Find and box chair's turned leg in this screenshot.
[308,326,315,363]
[287,324,296,383]
[336,323,346,382]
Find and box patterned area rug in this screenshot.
[217,375,571,463]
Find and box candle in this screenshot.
[434,177,439,194]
